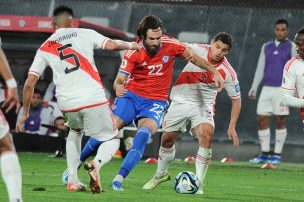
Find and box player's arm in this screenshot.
[16,50,47,132]
[113,73,128,97]
[281,63,304,107]
[227,97,241,147]
[183,46,224,91]
[104,39,140,51]
[15,74,38,133]
[0,48,20,113]
[248,44,266,99]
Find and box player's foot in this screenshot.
[67,181,86,191]
[84,160,101,194]
[249,154,269,164]
[143,172,171,190]
[268,155,281,165]
[195,186,204,195]
[111,181,124,191]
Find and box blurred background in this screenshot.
[0,0,304,161]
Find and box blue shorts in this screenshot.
[111,91,168,127]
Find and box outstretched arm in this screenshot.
[104,39,140,51]
[183,46,224,91]
[227,98,241,147]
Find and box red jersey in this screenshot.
[119,35,185,100]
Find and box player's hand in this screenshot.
[116,81,127,97]
[15,114,28,133]
[183,46,194,61]
[227,126,239,147]
[212,70,224,92]
[2,87,21,113]
[130,42,140,51]
[248,88,257,100]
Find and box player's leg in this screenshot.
[112,117,157,191]
[193,123,214,194]
[250,86,272,163]
[0,132,22,202]
[269,115,287,165]
[142,131,178,190]
[83,104,121,193]
[79,99,128,164]
[64,111,86,191]
[190,104,214,195]
[269,89,289,165]
[143,101,188,190]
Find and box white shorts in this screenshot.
[257,86,289,116]
[0,110,9,139]
[163,101,214,133]
[65,104,118,141]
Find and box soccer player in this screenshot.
[143,32,241,194]
[15,5,139,193]
[0,37,22,201]
[105,15,224,191]
[248,19,296,165]
[281,28,304,117]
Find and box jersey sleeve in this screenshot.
[118,50,138,75]
[89,30,109,50]
[28,49,48,78]
[224,66,241,99]
[281,62,296,91]
[169,37,185,58]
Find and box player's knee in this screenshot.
[275,116,286,129]
[161,133,176,148]
[257,116,269,129]
[198,131,213,146]
[0,141,14,153]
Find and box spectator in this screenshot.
[18,89,53,135]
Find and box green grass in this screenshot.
[1,153,304,202]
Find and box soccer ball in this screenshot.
[62,168,69,185]
[174,171,199,194]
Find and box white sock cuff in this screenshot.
[198,147,212,157]
[160,145,175,153]
[0,152,18,161]
[275,128,287,134]
[258,128,271,136]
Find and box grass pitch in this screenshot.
[0,153,304,202]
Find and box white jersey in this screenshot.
[281,55,304,99]
[170,44,241,104]
[29,28,110,112]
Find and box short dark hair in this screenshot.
[136,15,163,39]
[275,19,288,28]
[213,32,233,49]
[53,5,74,17]
[297,27,304,35]
[34,88,43,97]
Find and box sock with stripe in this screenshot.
[195,147,212,186]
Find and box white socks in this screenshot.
[195,147,212,186]
[1,152,22,202]
[93,139,120,170]
[274,128,287,154]
[258,128,271,153]
[156,146,175,178]
[66,130,83,184]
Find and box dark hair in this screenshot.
[53,5,74,17]
[213,32,233,49]
[297,27,304,35]
[275,19,288,28]
[34,88,43,97]
[54,116,65,123]
[136,15,163,39]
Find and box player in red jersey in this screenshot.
[108,15,225,191]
